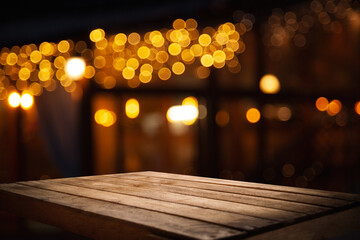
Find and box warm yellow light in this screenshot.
[213,50,226,63]
[137,46,150,59]
[128,32,141,45]
[18,67,31,80]
[20,93,34,110]
[181,49,194,63]
[84,66,96,79]
[215,32,229,45]
[182,96,198,107]
[94,109,117,127]
[200,54,214,67]
[149,31,164,47]
[54,56,66,69]
[6,52,18,65]
[259,74,280,94]
[139,72,152,83]
[173,19,186,29]
[156,51,169,63]
[190,44,203,57]
[246,108,261,123]
[38,69,51,81]
[125,98,140,119]
[114,33,127,45]
[29,82,43,96]
[168,43,181,56]
[185,18,198,30]
[30,50,42,63]
[198,34,211,46]
[355,101,360,115]
[167,105,199,124]
[65,57,86,80]
[172,62,185,75]
[8,92,21,108]
[126,58,139,70]
[226,39,239,52]
[94,56,106,69]
[90,29,105,42]
[122,67,135,80]
[327,99,342,116]
[316,97,329,111]
[40,42,54,56]
[158,67,171,80]
[58,40,70,53]
[140,63,153,75]
[113,57,126,71]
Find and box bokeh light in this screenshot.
[246,108,261,123]
[259,74,280,94]
[8,92,21,108]
[94,109,117,127]
[355,101,360,115]
[198,34,211,46]
[200,54,214,67]
[327,99,342,116]
[90,29,105,42]
[65,57,86,80]
[158,67,171,81]
[125,98,140,119]
[20,93,34,110]
[316,97,329,111]
[167,105,199,125]
[172,62,185,75]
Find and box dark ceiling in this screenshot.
[0,0,307,48]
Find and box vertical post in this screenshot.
[116,93,125,173]
[197,72,220,178]
[16,108,26,181]
[254,12,267,182]
[80,80,94,176]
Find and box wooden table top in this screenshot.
[0,171,359,239]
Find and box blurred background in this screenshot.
[0,0,360,238]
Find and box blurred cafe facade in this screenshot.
[0,0,360,196]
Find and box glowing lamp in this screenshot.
[167,105,199,125]
[65,57,86,80]
[20,93,34,110]
[8,92,21,108]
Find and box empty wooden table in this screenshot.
[0,171,359,239]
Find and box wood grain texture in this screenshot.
[51,177,304,222]
[110,172,353,207]
[136,171,360,201]
[103,174,330,215]
[0,171,359,240]
[0,183,243,240]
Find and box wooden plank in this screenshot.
[21,180,277,231]
[52,176,306,222]
[108,172,352,208]
[136,171,360,201]
[95,175,330,215]
[0,183,244,240]
[246,206,360,240]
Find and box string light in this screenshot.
[0,17,251,101]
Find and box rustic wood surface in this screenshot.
[0,171,359,239]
